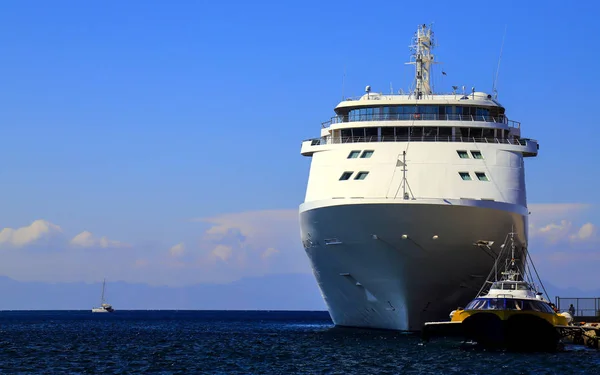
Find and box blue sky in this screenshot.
[0,1,599,301]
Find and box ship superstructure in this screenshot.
[299,24,538,331]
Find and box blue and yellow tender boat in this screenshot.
[423,232,573,351]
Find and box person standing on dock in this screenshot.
[569,304,576,316]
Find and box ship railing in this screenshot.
[305,136,536,146]
[321,114,520,129]
[340,92,493,101]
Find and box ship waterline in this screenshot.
[300,199,527,331]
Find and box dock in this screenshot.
[559,323,600,349]
[555,297,600,323]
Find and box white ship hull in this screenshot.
[300,199,527,331]
[92,308,111,313]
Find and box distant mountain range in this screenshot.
[0,274,596,311]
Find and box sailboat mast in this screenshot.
[101,278,106,304]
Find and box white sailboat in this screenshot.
[92,278,115,313]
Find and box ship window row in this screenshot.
[338,126,508,141]
[346,105,497,117]
[338,105,504,123]
[465,298,555,313]
[457,150,483,159]
[339,171,369,181]
[347,150,374,159]
[459,172,489,181]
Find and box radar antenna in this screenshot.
[406,24,438,99]
[492,25,507,100]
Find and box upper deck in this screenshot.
[322,91,516,128]
[301,24,536,158]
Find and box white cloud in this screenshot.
[569,223,597,242]
[0,210,311,286]
[0,219,62,248]
[70,231,130,249]
[171,209,311,281]
[168,243,185,257]
[262,247,280,259]
[530,220,597,245]
[527,203,598,246]
[528,203,590,219]
[211,244,233,262]
[526,204,600,289]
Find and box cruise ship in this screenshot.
[299,24,539,331]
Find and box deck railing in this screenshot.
[321,114,520,129]
[555,297,600,318]
[306,135,536,147]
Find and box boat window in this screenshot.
[334,125,508,144]
[342,105,503,124]
[347,151,361,159]
[523,301,554,314]
[522,300,543,312]
[506,299,523,310]
[517,283,529,290]
[381,127,395,141]
[439,126,452,138]
[353,128,366,139]
[475,172,489,181]
[410,127,423,138]
[341,129,352,140]
[459,172,472,181]
[360,150,374,158]
[488,298,504,310]
[466,299,488,310]
[471,151,483,159]
[502,283,516,290]
[482,128,494,139]
[490,282,501,289]
[354,171,369,180]
[365,127,377,140]
[537,302,555,314]
[339,172,353,181]
[395,127,409,139]
[457,150,469,159]
[423,127,438,140]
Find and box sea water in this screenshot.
[0,310,598,374]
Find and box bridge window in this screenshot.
[339,172,353,181]
[423,127,437,139]
[482,128,494,139]
[410,127,423,138]
[471,151,483,159]
[439,127,452,138]
[457,150,469,159]
[348,151,360,159]
[353,128,366,138]
[459,172,472,181]
[360,150,374,158]
[475,172,489,181]
[381,126,395,141]
[365,127,377,140]
[342,105,503,123]
[395,127,409,138]
[354,171,369,180]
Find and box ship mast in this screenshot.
[406,24,436,99]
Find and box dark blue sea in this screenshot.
[0,310,598,374]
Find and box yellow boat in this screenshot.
[423,232,573,351]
